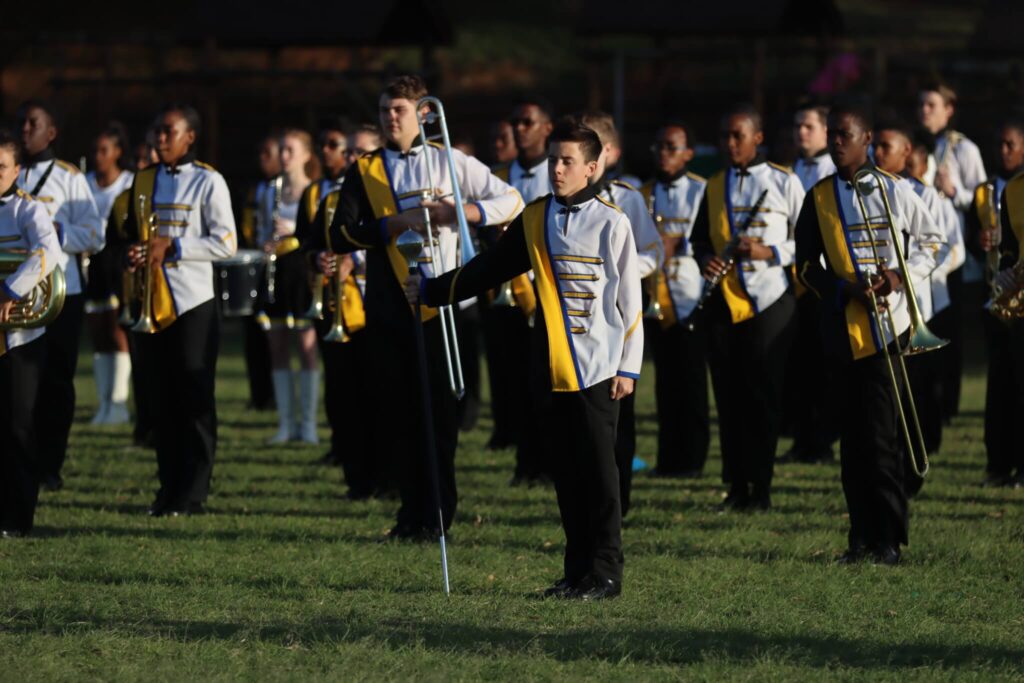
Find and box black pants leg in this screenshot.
[317,326,346,461]
[35,294,85,481]
[652,321,710,474]
[983,316,1024,477]
[550,379,623,583]
[243,314,273,409]
[321,330,377,496]
[480,306,516,446]
[0,338,44,534]
[456,303,482,432]
[940,269,964,420]
[790,295,839,457]
[126,329,152,444]
[614,392,636,516]
[838,350,909,550]
[136,301,219,509]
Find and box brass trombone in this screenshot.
[0,251,66,330]
[851,169,948,477]
[131,194,158,334]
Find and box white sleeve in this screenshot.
[924,189,964,278]
[615,215,644,379]
[900,184,941,283]
[771,173,805,267]
[177,172,237,261]
[953,140,986,211]
[3,201,61,300]
[60,172,105,254]
[622,190,663,278]
[455,151,524,226]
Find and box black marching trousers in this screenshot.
[549,378,624,583]
[613,392,636,517]
[787,293,839,455]
[135,301,220,508]
[36,293,85,480]
[707,292,797,496]
[456,302,482,432]
[939,269,964,420]
[480,305,529,448]
[243,314,274,410]
[371,318,458,532]
[837,349,909,549]
[982,315,1024,478]
[650,319,710,475]
[0,338,44,534]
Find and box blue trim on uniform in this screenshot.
[54,221,65,246]
[725,170,759,315]
[379,217,390,243]
[2,280,22,301]
[473,201,487,226]
[833,175,882,350]
[544,196,586,390]
[418,274,428,304]
[770,245,780,265]
[165,238,182,263]
[617,370,640,380]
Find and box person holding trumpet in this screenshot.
[319,75,522,539]
[795,104,942,565]
[0,129,63,538]
[113,103,237,517]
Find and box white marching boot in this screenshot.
[268,369,294,445]
[106,351,133,425]
[90,353,113,425]
[298,369,320,445]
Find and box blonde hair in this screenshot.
[281,128,321,181]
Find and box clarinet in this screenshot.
[685,188,769,331]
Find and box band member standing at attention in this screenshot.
[874,122,962,471]
[322,75,522,539]
[577,110,663,516]
[84,122,135,426]
[488,120,518,166]
[112,103,237,517]
[406,120,642,600]
[796,104,941,565]
[489,98,551,483]
[237,134,281,411]
[301,124,382,495]
[691,104,803,511]
[0,130,62,538]
[256,129,321,445]
[780,102,839,464]
[918,82,986,422]
[965,120,1024,488]
[17,101,104,492]
[639,122,710,479]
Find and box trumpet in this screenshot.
[415,95,476,400]
[131,194,158,334]
[118,267,137,326]
[322,266,350,343]
[303,203,336,321]
[0,250,66,330]
[643,267,664,321]
[264,174,284,305]
[851,169,948,477]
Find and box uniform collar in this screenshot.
[656,168,688,186]
[553,182,600,210]
[516,153,547,177]
[386,137,426,158]
[838,161,877,187]
[800,148,830,163]
[998,166,1023,181]
[163,149,197,175]
[25,148,56,166]
[732,154,766,176]
[0,183,16,205]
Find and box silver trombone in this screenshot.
[415,96,477,400]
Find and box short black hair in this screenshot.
[794,99,830,126]
[658,120,695,147]
[999,118,1024,139]
[514,96,555,124]
[549,118,603,163]
[16,100,61,131]
[828,102,874,133]
[0,129,24,165]
[383,74,428,102]
[318,116,352,137]
[97,121,133,170]
[723,103,763,133]
[875,117,913,143]
[158,103,202,141]
[911,126,936,155]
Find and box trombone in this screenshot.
[131,194,158,334]
[415,96,477,400]
[851,169,948,477]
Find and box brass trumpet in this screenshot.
[851,169,948,477]
[322,267,350,343]
[131,194,158,334]
[0,250,67,330]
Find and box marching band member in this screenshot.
[691,104,803,511]
[874,122,963,471]
[918,82,986,422]
[0,130,62,537]
[84,122,135,426]
[406,120,642,600]
[795,104,941,565]
[322,75,522,539]
[640,122,710,479]
[577,110,663,516]
[256,129,321,445]
[16,101,104,492]
[489,120,518,166]
[780,101,839,465]
[965,120,1024,488]
[113,103,237,517]
[237,134,281,412]
[488,98,551,482]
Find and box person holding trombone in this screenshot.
[319,75,523,540]
[795,103,943,566]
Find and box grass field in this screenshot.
[2,321,1023,681]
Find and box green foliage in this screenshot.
[1,340,1022,681]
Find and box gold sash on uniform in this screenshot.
[812,178,879,360]
[1002,176,1024,257]
[320,191,367,335]
[133,167,177,332]
[706,172,756,324]
[356,152,438,322]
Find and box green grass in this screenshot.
[2,322,1023,681]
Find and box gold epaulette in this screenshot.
[875,168,901,182]
[611,179,638,192]
[427,140,444,150]
[55,159,81,174]
[767,161,794,175]
[15,188,33,200]
[595,195,623,213]
[686,171,707,183]
[194,161,217,172]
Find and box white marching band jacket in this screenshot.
[19,155,103,296]
[904,176,964,321]
[794,151,837,192]
[599,179,664,279]
[87,170,135,236]
[506,157,551,204]
[0,189,62,354]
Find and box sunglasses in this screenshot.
[650,143,687,153]
[322,140,347,151]
[512,118,538,128]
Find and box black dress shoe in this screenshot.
[569,575,621,601]
[185,502,207,516]
[871,546,901,566]
[1,529,27,539]
[386,523,422,540]
[486,435,514,451]
[542,577,578,599]
[749,495,771,512]
[720,492,749,511]
[835,545,867,565]
[40,475,64,492]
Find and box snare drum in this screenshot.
[214,249,265,317]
